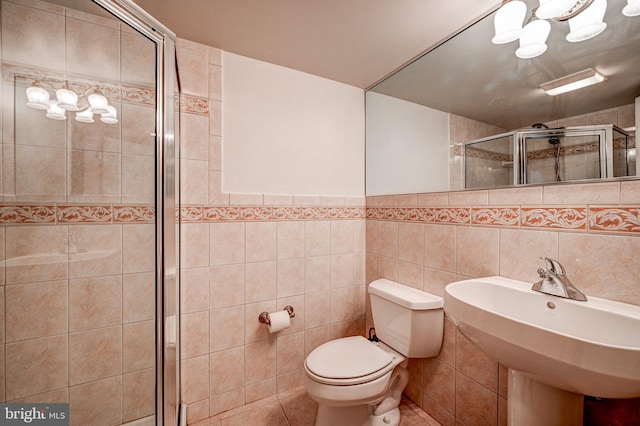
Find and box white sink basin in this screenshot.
[444,276,640,399]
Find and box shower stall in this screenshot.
[464,125,635,189]
[0,0,180,425]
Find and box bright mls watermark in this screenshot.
[0,404,68,426]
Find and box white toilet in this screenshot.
[304,279,444,426]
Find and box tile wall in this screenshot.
[366,180,640,425]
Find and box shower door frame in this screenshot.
[92,1,180,425]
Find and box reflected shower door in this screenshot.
[0,0,172,424]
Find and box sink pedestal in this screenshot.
[508,370,583,426]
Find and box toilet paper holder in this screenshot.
[258,305,295,325]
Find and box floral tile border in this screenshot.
[366,205,640,235]
[2,203,639,234]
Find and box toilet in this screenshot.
[304,278,444,426]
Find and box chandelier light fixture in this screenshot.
[25,81,118,124]
[492,0,639,59]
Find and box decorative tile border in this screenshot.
[589,207,640,234]
[520,207,587,230]
[366,205,640,235]
[3,203,638,234]
[0,204,154,225]
[472,207,519,227]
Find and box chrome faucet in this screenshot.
[532,257,587,301]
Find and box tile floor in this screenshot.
[191,388,441,426]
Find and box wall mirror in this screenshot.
[365,0,640,195]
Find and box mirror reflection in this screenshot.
[366,0,639,195]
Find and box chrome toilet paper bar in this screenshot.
[258,305,295,325]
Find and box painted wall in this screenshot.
[223,52,365,197]
[366,92,449,195]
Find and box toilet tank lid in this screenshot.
[368,279,443,310]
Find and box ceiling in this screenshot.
[369,0,640,130]
[131,0,501,89]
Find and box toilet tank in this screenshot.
[369,279,444,358]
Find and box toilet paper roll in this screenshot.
[267,310,290,333]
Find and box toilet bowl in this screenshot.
[304,279,444,426]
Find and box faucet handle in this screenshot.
[540,257,566,276]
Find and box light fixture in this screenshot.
[540,68,607,95]
[516,9,551,58]
[492,0,527,43]
[45,101,67,120]
[566,0,607,42]
[75,108,95,123]
[24,80,117,125]
[622,0,640,16]
[25,86,50,110]
[493,0,637,58]
[100,105,118,124]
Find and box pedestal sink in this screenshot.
[444,276,640,426]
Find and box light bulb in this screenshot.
[100,105,118,124]
[492,1,527,44]
[536,0,577,19]
[516,19,551,58]
[56,88,79,110]
[622,0,640,17]
[45,101,67,120]
[88,93,109,114]
[75,108,94,123]
[567,0,607,42]
[26,86,50,110]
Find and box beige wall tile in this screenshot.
[210,306,244,352]
[330,253,354,289]
[455,226,499,277]
[210,346,244,395]
[122,320,154,372]
[330,287,354,323]
[210,223,245,265]
[245,300,275,344]
[245,261,276,303]
[455,331,497,392]
[1,1,65,70]
[559,232,640,304]
[424,224,456,273]
[305,221,330,256]
[5,280,67,341]
[543,182,620,204]
[423,358,455,414]
[304,290,331,329]
[5,335,68,400]
[121,104,155,156]
[181,354,209,404]
[499,229,558,283]
[210,264,245,308]
[277,258,305,297]
[398,222,424,265]
[177,44,209,97]
[69,275,121,331]
[331,220,354,254]
[5,226,68,284]
[68,225,122,279]
[182,223,210,268]
[378,221,399,258]
[123,272,155,323]
[123,368,155,423]
[305,256,330,292]
[69,326,121,385]
[66,17,120,80]
[246,222,276,262]
[245,378,275,404]
[181,311,210,359]
[455,372,497,426]
[69,376,122,426]
[276,221,305,259]
[245,339,276,385]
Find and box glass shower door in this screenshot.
[0,0,177,424]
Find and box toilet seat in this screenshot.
[305,336,395,386]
